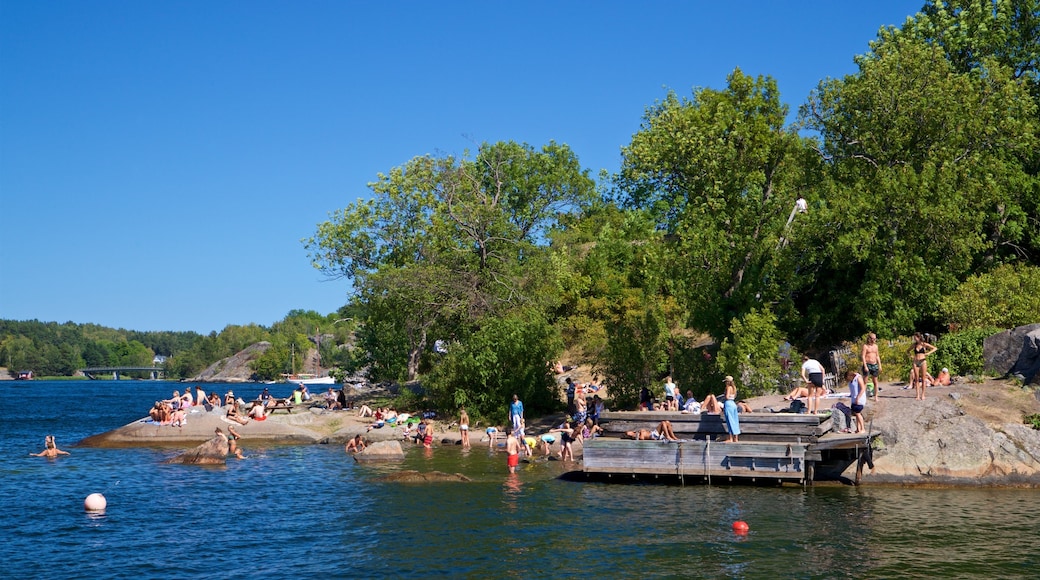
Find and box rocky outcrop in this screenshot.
[354,440,405,462]
[376,470,472,483]
[165,431,228,465]
[862,394,1040,485]
[193,342,272,382]
[984,323,1040,384]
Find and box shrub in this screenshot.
[940,264,1040,330]
[932,328,999,377]
[716,308,786,397]
[1025,413,1040,430]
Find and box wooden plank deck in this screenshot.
[583,439,807,481]
[580,411,855,483]
[599,410,832,440]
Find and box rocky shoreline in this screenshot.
[78,378,1040,487]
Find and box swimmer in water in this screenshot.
[31,435,70,458]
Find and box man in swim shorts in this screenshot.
[860,332,882,402]
[505,432,520,473]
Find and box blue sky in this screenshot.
[1,1,922,334]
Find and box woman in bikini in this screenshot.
[910,333,938,401]
[227,426,245,459]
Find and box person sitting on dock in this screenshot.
[582,418,603,439]
[639,385,653,411]
[681,390,702,413]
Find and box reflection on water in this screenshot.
[1,381,1037,579]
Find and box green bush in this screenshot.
[716,308,786,397]
[940,264,1040,330]
[932,328,999,377]
[1025,413,1040,430]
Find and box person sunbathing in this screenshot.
[701,394,722,414]
[624,421,679,441]
[226,402,250,425]
[783,386,810,400]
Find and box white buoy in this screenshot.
[84,493,107,511]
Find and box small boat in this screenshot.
[281,373,336,386]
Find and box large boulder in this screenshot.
[863,395,1040,485]
[354,440,405,462]
[984,323,1040,384]
[165,432,228,465]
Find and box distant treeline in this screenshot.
[0,310,359,380]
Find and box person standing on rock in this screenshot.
[910,333,938,401]
[861,333,883,402]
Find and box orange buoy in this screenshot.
[732,520,749,534]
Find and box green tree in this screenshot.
[617,69,810,343]
[308,141,595,383]
[424,310,563,420]
[798,34,1037,341]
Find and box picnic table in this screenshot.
[264,398,296,414]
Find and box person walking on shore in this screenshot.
[800,355,826,414]
[861,333,882,402]
[509,394,524,435]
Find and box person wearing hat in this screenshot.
[934,367,952,386]
[722,376,741,443]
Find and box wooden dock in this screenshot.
[582,410,874,484]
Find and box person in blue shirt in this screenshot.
[509,394,524,434]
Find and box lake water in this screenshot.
[1,380,1037,579]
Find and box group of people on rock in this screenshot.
[147,385,320,427]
